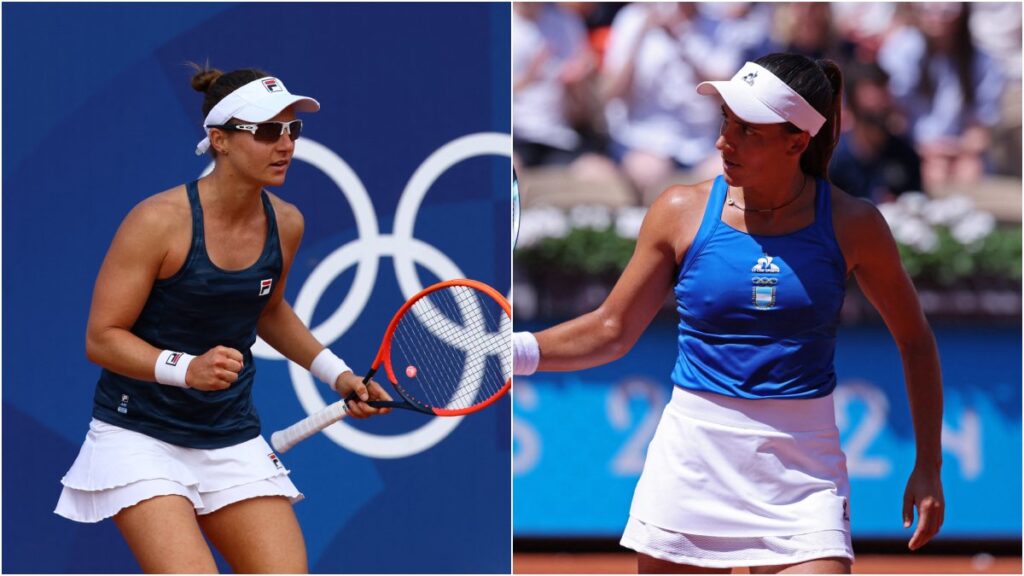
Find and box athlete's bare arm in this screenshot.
[255,194,390,415]
[832,188,944,551]
[253,197,322,366]
[85,189,186,380]
[534,182,711,372]
[85,188,244,392]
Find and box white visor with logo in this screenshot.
[196,76,320,155]
[696,62,826,136]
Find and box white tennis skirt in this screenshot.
[620,386,853,566]
[55,419,303,523]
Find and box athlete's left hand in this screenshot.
[903,463,944,550]
[334,371,393,419]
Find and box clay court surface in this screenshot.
[514,553,1022,574]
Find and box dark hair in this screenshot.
[754,53,843,180]
[187,64,271,117]
[186,63,271,156]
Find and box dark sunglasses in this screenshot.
[207,120,303,143]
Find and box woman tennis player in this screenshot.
[55,66,392,573]
[513,53,944,573]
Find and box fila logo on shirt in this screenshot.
[262,78,283,93]
[751,253,779,309]
[259,278,273,296]
[268,453,283,470]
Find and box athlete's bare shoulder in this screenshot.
[264,191,305,255]
[650,179,715,219]
[121,184,191,239]
[830,183,876,217]
[102,185,191,276]
[645,179,716,261]
[263,191,303,233]
[829,183,891,271]
[830,185,887,234]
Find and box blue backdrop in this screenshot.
[513,321,1021,541]
[3,3,510,573]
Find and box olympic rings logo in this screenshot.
[203,132,510,458]
[751,277,778,286]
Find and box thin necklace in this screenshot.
[727,175,809,215]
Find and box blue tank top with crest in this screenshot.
[93,180,283,448]
[671,175,847,399]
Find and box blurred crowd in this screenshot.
[513,2,1022,206]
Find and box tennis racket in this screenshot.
[271,278,512,453]
[512,167,520,248]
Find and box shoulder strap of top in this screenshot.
[259,189,283,268]
[186,180,205,251]
[678,176,727,278]
[813,177,835,237]
[813,177,848,274]
[260,190,278,239]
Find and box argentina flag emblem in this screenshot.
[753,285,776,309]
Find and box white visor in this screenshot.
[696,62,826,136]
[195,76,320,155]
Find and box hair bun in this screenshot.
[190,68,224,93]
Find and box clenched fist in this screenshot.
[187,346,243,391]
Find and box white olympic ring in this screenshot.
[203,132,510,458]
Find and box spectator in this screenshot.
[970,2,1022,177]
[601,3,729,200]
[831,2,899,64]
[831,62,923,203]
[772,2,840,61]
[878,3,1005,189]
[514,3,598,167]
[698,2,776,65]
[560,2,628,72]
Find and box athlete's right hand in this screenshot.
[186,346,243,391]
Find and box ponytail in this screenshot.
[754,53,845,180]
[800,59,843,179]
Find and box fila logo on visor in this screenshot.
[262,78,283,93]
[260,278,273,296]
[743,71,758,86]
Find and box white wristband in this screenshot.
[154,350,195,388]
[513,332,540,376]
[310,348,351,392]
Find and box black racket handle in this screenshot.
[363,400,406,408]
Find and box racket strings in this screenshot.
[391,286,510,410]
[395,289,504,409]
[393,295,472,408]
[407,289,477,407]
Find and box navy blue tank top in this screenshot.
[93,181,283,448]
[671,176,847,399]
